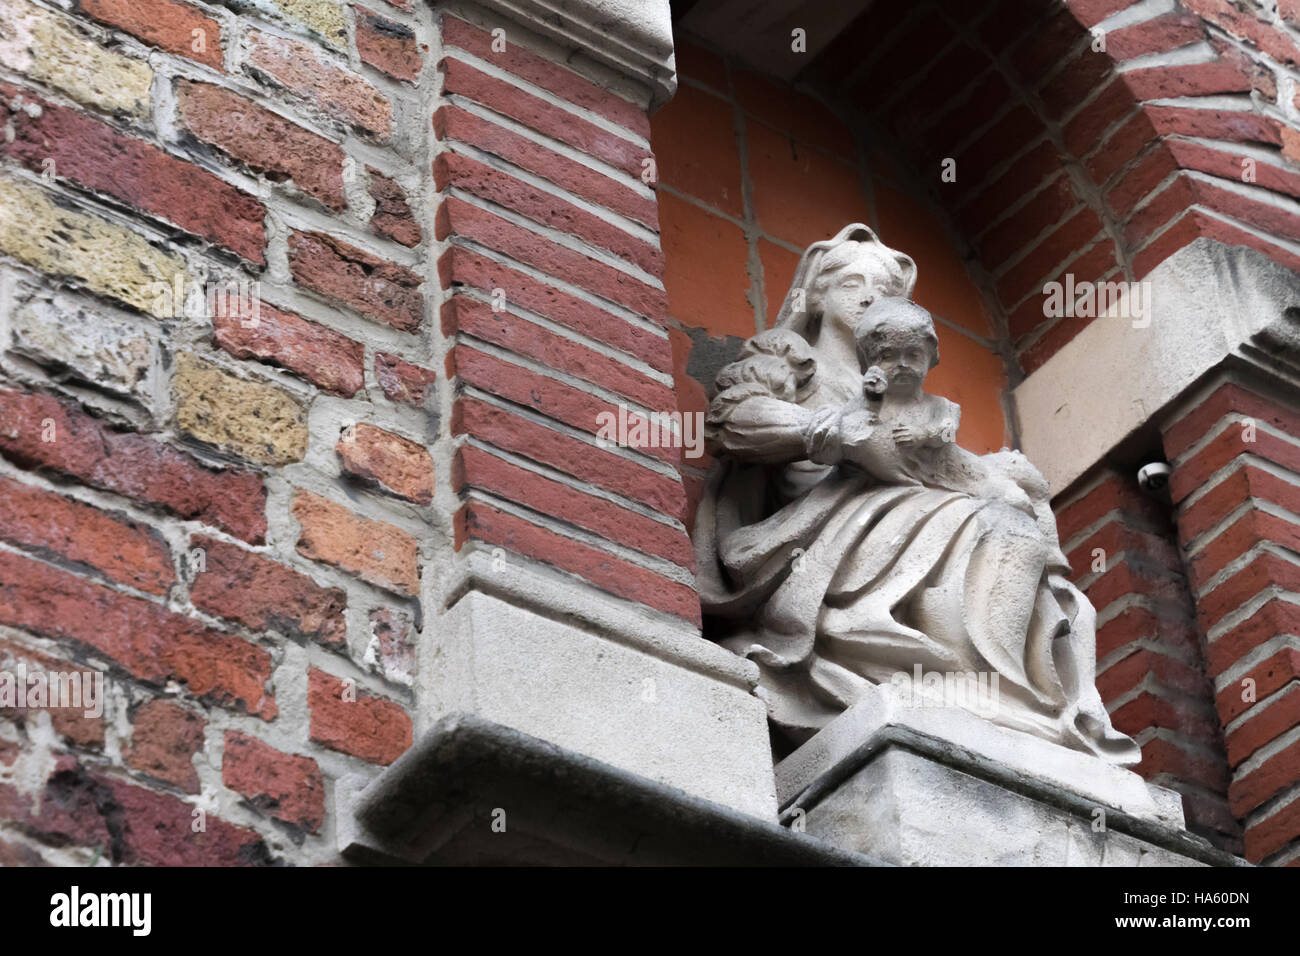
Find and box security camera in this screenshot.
[1137,462,1172,495]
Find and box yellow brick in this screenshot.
[0,177,185,313]
[173,353,309,465]
[268,0,346,49]
[0,0,152,116]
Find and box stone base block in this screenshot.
[421,586,778,820]
[778,684,1246,867]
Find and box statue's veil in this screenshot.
[773,223,919,343]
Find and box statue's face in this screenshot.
[866,329,931,395]
[817,250,897,332]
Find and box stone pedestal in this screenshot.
[777,684,1247,867]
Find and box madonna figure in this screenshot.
[694,223,1140,763]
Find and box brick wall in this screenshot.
[0,0,430,865]
[1056,467,1240,852]
[1162,377,1300,865]
[806,0,1300,375]
[651,38,1012,530]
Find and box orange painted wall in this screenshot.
[652,39,1011,525]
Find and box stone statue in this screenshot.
[694,223,1141,764]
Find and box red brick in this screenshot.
[454,444,694,567]
[356,5,422,82]
[1227,686,1300,766]
[178,80,346,210]
[336,422,434,504]
[1097,647,1211,703]
[443,295,672,409]
[1216,649,1300,725]
[1007,239,1117,339]
[1137,735,1230,792]
[308,668,411,765]
[1199,552,1300,634]
[0,756,273,865]
[1145,106,1282,146]
[439,57,645,176]
[1194,178,1300,244]
[0,550,275,718]
[1175,463,1300,544]
[995,208,1104,306]
[437,197,665,320]
[1007,5,1086,86]
[434,105,657,227]
[76,0,223,69]
[1230,734,1300,815]
[1086,111,1158,187]
[1038,45,1114,123]
[1095,603,1202,663]
[1210,599,1300,677]
[292,490,419,595]
[452,397,686,518]
[0,475,174,595]
[1110,690,1223,743]
[1184,0,1300,68]
[1107,145,1178,219]
[1245,792,1300,862]
[440,15,649,137]
[189,535,347,649]
[1056,470,1164,543]
[222,731,324,831]
[1066,0,1136,28]
[1166,139,1300,204]
[455,500,701,623]
[1190,509,1300,588]
[1105,10,1206,61]
[1063,79,1138,158]
[288,230,423,332]
[1066,519,1183,580]
[245,29,392,141]
[954,106,1044,190]
[0,85,264,263]
[435,151,661,274]
[438,246,671,372]
[125,699,204,793]
[448,344,678,466]
[1123,58,1255,101]
[736,68,857,159]
[375,352,436,405]
[1123,174,1198,249]
[978,174,1079,266]
[1170,424,1300,505]
[0,388,266,543]
[1133,209,1206,277]
[367,167,421,247]
[1086,562,1191,619]
[213,300,364,397]
[956,141,1066,237]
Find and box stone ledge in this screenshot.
[337,712,881,865]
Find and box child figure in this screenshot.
[847,298,1050,526]
[712,328,817,404]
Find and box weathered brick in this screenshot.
[438,246,671,373]
[367,167,421,247]
[443,295,672,409]
[293,490,419,595]
[0,85,265,263]
[0,475,175,595]
[374,352,436,405]
[1230,735,1300,816]
[177,80,347,210]
[439,57,644,176]
[0,387,267,543]
[452,397,686,517]
[0,0,152,116]
[0,756,274,865]
[454,445,693,567]
[455,501,701,623]
[189,535,347,650]
[213,299,364,397]
[307,668,411,764]
[0,177,186,315]
[0,550,276,718]
[337,423,434,504]
[434,151,661,274]
[356,5,421,82]
[124,699,204,793]
[437,197,665,320]
[433,105,657,228]
[267,0,346,49]
[365,607,414,686]
[244,29,391,140]
[173,353,308,466]
[222,731,324,831]
[10,291,155,402]
[75,0,223,70]
[288,230,423,331]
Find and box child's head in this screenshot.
[854,298,939,393]
[715,329,817,402]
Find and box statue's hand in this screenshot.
[891,423,925,446]
[802,405,844,464]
